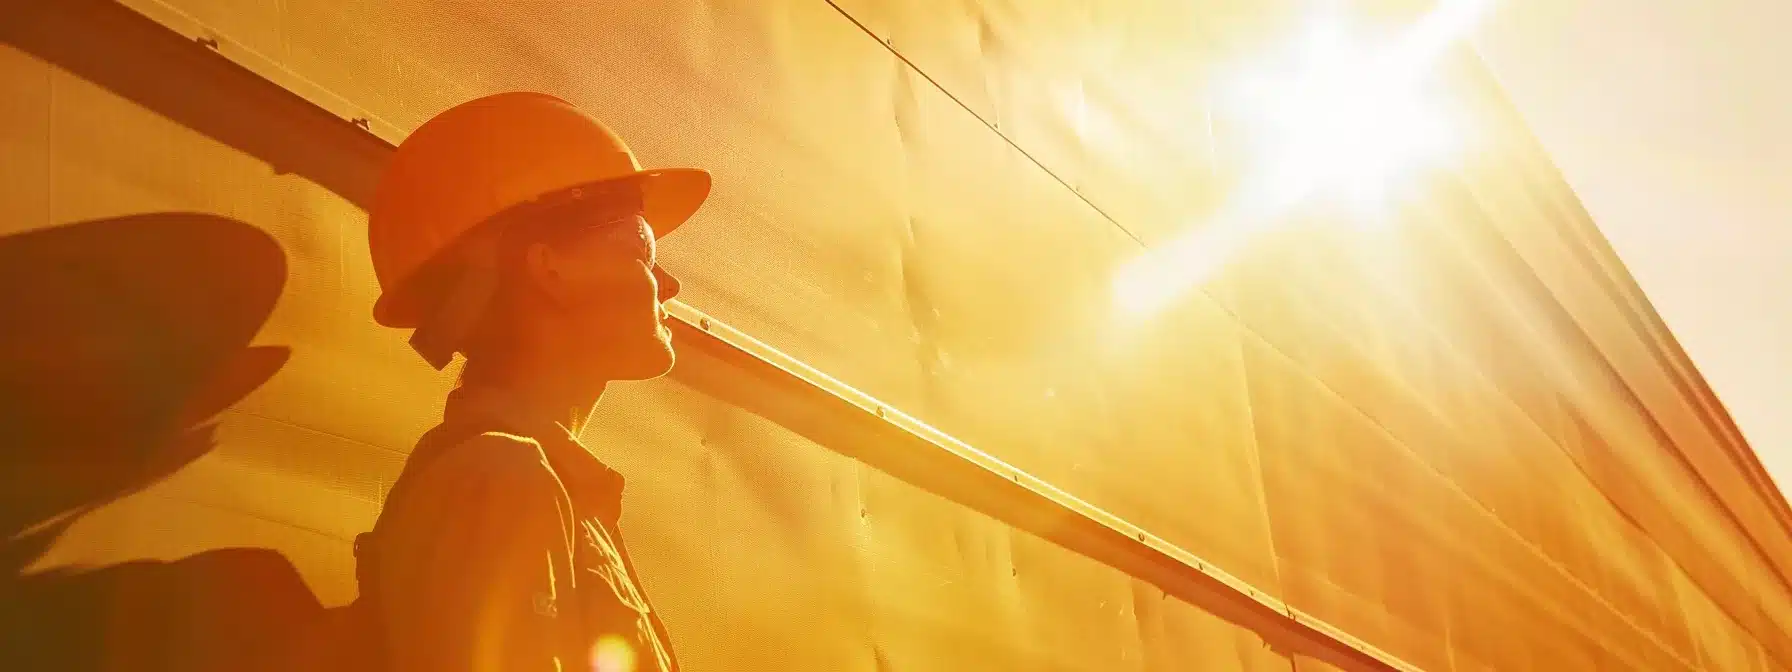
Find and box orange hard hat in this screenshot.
[368,91,710,330]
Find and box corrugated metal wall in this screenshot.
[3,0,1788,669]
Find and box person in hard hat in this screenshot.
[353,92,706,672]
[0,212,315,672]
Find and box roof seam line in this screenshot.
[819,0,1148,248]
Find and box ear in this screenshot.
[521,241,573,306]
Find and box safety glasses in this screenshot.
[502,181,658,267]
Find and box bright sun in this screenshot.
[1114,0,1490,319]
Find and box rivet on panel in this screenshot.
[874,406,886,419]
[699,316,711,331]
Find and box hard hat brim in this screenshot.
[636,166,712,240]
[372,165,711,329]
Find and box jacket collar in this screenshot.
[439,384,626,523]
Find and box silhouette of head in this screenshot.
[0,213,289,553]
[368,93,708,385]
[459,180,685,386]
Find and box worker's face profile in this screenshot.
[531,199,682,381]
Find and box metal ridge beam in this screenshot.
[663,301,1413,672]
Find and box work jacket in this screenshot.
[353,385,678,672]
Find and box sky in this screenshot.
[1471,0,1792,500]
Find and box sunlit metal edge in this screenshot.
[1453,63,1792,585]
[1421,172,1772,670]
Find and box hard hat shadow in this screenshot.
[0,212,289,553]
[0,212,325,672]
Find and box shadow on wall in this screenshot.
[0,213,324,671]
[0,7,432,668]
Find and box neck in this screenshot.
[460,352,608,436]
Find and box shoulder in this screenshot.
[403,431,568,508]
[433,431,550,472]
[375,431,576,557]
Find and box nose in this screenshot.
[653,265,682,302]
